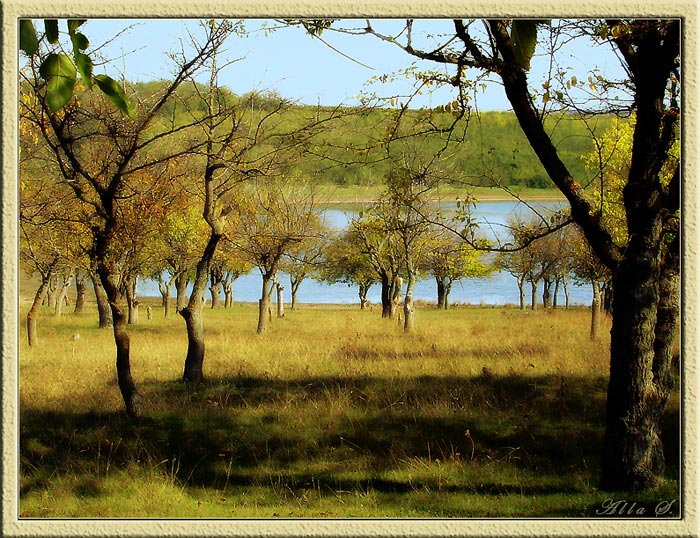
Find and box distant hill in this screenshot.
[131,80,617,190]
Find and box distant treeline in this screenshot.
[132,80,617,190]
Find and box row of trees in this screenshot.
[19,18,681,493]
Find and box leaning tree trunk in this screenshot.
[26,265,57,346]
[358,282,371,310]
[97,268,142,419]
[180,232,222,383]
[444,280,453,310]
[90,271,113,328]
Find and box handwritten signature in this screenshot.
[596,498,678,517]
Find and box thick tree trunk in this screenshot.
[209,282,222,308]
[74,270,86,314]
[257,274,274,334]
[175,273,189,312]
[91,272,113,328]
[600,236,670,491]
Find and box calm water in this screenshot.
[139,201,593,307]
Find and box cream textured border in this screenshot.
[2,1,698,537]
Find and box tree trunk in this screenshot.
[403,272,416,332]
[97,269,142,419]
[257,273,275,334]
[290,275,302,310]
[436,277,446,309]
[125,277,139,325]
[390,275,403,319]
[444,280,453,310]
[209,282,222,308]
[518,275,526,310]
[175,273,189,312]
[590,279,601,340]
[180,232,222,383]
[553,278,560,309]
[53,271,73,317]
[91,271,113,328]
[224,285,233,308]
[542,277,552,309]
[380,273,392,318]
[74,270,86,313]
[358,282,371,310]
[275,280,285,318]
[600,233,671,491]
[529,277,537,311]
[563,279,570,309]
[27,270,55,346]
[159,272,177,317]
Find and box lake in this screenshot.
[139,200,594,307]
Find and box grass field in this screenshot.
[17,298,681,518]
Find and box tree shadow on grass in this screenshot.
[19,372,680,516]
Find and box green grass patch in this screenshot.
[18,302,680,518]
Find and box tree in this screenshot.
[230,177,324,334]
[318,18,680,490]
[320,230,377,310]
[426,227,491,309]
[281,220,330,310]
[21,21,233,417]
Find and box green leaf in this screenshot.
[19,20,39,55]
[70,31,90,51]
[67,19,86,34]
[511,20,538,70]
[94,74,136,120]
[39,53,77,112]
[44,19,59,44]
[74,51,94,89]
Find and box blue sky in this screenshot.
[80,18,625,111]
